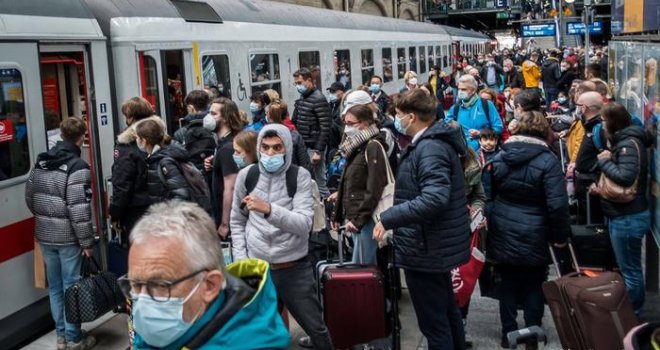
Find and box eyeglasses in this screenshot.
[117,269,207,302]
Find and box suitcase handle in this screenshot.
[548,241,581,277]
[337,226,366,267]
[506,326,547,349]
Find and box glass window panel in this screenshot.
[140,54,161,114]
[397,48,406,80]
[419,46,426,74]
[299,51,322,89]
[202,54,231,98]
[334,49,351,89]
[409,47,417,73]
[435,46,442,67]
[250,53,281,96]
[361,49,374,86]
[382,48,393,83]
[428,46,434,71]
[0,68,29,181]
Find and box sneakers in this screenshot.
[298,336,313,349]
[57,335,67,350]
[67,334,96,350]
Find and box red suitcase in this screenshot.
[544,243,639,350]
[319,229,387,349]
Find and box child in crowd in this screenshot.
[549,90,571,115]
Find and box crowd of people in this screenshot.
[25,44,656,350]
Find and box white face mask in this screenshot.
[408,78,418,86]
[137,139,147,153]
[344,125,359,138]
[202,113,217,131]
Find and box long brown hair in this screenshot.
[601,102,633,136]
[211,97,244,134]
[234,130,258,163]
[136,119,165,146]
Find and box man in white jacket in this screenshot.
[230,124,333,350]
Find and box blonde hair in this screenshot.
[403,71,417,84]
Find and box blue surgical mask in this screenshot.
[369,84,381,93]
[394,115,410,136]
[558,97,567,103]
[203,113,217,132]
[233,154,247,169]
[296,84,308,95]
[249,102,260,115]
[132,279,204,348]
[328,94,338,103]
[260,153,285,173]
[457,91,469,101]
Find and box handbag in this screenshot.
[365,141,395,238]
[65,256,124,323]
[597,140,640,203]
[452,232,485,307]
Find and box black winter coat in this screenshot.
[146,144,192,205]
[541,58,562,90]
[504,69,525,89]
[327,101,343,160]
[109,125,151,230]
[371,91,390,116]
[597,125,653,218]
[487,136,570,267]
[292,88,332,152]
[290,129,314,176]
[557,70,576,94]
[380,121,471,273]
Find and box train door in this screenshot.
[0,42,48,336]
[38,46,104,240]
[138,49,189,134]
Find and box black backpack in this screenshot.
[181,120,216,171]
[244,164,298,197]
[157,156,213,214]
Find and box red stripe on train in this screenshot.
[0,218,35,264]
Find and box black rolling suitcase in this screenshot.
[570,187,617,270]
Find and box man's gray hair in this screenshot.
[131,201,226,272]
[458,74,478,90]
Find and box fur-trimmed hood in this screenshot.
[116,116,167,145]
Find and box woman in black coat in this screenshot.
[589,102,652,315]
[487,111,570,347]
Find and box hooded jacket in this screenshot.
[230,124,314,264]
[145,144,193,204]
[108,117,164,224]
[446,97,504,152]
[292,87,332,152]
[133,259,290,350]
[541,57,562,90]
[25,141,95,248]
[597,125,653,217]
[487,135,570,267]
[522,60,541,88]
[380,121,471,273]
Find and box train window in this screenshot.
[0,68,29,182]
[299,51,322,89]
[409,47,417,73]
[382,48,393,83]
[435,46,442,68]
[250,53,281,96]
[334,49,351,89]
[164,50,187,133]
[419,46,426,74]
[139,54,161,114]
[361,49,374,86]
[397,48,406,80]
[427,46,433,71]
[202,55,231,99]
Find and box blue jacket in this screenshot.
[487,136,570,267]
[445,97,503,152]
[133,259,290,350]
[380,121,471,273]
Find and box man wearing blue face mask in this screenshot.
[122,200,290,350]
[231,124,333,350]
[368,75,389,115]
[292,68,332,199]
[445,74,503,152]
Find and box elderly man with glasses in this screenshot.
[119,200,289,349]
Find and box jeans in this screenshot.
[271,259,333,350]
[308,148,330,198]
[351,219,377,264]
[405,269,465,350]
[496,265,547,338]
[609,210,650,314]
[40,244,83,343]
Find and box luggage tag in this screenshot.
[470,210,484,233]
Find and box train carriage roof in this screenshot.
[82,0,486,40]
[0,0,94,19]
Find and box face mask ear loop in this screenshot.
[182,274,206,324]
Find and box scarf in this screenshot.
[461,93,479,109]
[339,124,380,159]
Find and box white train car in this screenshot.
[0,0,488,347]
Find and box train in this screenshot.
[0,0,489,347]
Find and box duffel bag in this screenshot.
[65,256,124,323]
